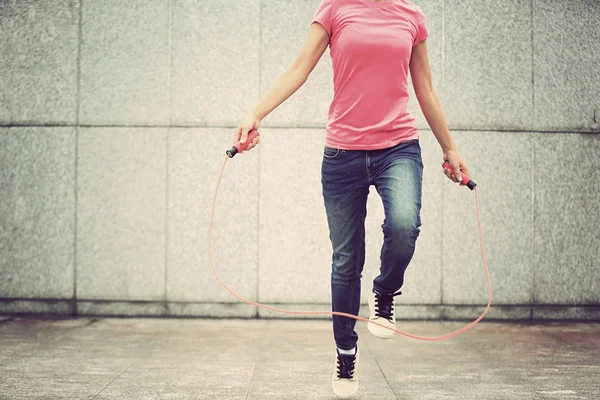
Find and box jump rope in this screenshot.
[209,129,492,341]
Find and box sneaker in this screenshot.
[368,289,402,339]
[332,346,359,399]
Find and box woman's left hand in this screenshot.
[443,150,469,184]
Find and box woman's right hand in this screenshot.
[233,112,261,154]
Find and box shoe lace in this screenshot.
[374,290,402,321]
[336,353,356,379]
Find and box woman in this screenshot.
[232,0,469,398]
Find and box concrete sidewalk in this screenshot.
[0,317,598,399]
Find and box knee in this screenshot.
[331,251,362,283]
[382,214,421,240]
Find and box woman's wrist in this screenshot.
[442,147,457,159]
[249,108,263,121]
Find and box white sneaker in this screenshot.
[367,289,401,339]
[332,346,359,399]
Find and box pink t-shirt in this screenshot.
[312,0,429,150]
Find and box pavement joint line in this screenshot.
[244,361,258,400]
[362,334,399,400]
[90,336,162,399]
[91,363,134,399]
[243,319,276,399]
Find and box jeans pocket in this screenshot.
[323,146,340,159]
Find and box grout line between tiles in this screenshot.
[73,0,84,313]
[164,0,173,307]
[256,0,263,316]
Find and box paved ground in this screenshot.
[0,317,599,399]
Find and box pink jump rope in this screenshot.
[211,129,492,341]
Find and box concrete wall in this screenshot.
[1,0,599,320]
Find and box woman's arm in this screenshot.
[409,39,468,183]
[234,22,331,152]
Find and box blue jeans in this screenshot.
[321,139,423,350]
